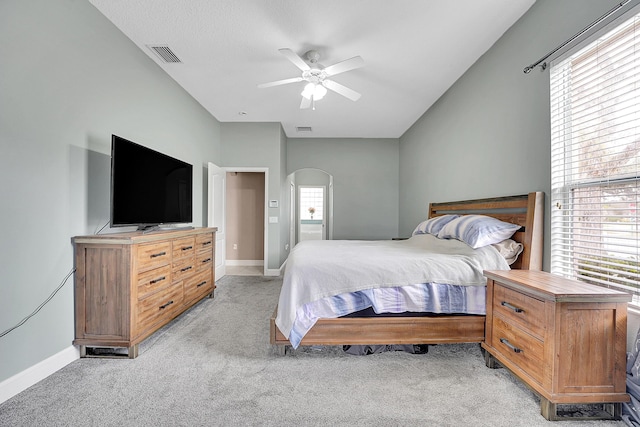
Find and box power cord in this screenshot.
[0,268,76,338]
[95,220,110,234]
[0,220,109,339]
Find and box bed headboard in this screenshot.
[428,192,544,270]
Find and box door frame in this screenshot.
[207,162,226,280]
[288,168,334,247]
[224,166,269,276]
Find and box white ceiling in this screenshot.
[89,0,535,139]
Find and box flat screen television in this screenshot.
[110,135,193,230]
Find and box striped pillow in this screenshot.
[436,215,521,249]
[412,215,459,236]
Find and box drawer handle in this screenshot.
[180,266,193,272]
[500,338,523,353]
[501,301,524,313]
[181,246,193,251]
[202,241,212,246]
[197,281,207,288]
[150,276,166,285]
[202,258,212,263]
[159,300,174,310]
[150,251,166,258]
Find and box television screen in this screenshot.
[110,135,193,229]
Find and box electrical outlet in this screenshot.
[233,244,237,250]
[285,243,289,250]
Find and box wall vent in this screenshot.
[296,126,312,133]
[148,45,182,63]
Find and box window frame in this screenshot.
[549,5,640,305]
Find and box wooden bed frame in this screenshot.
[270,192,544,353]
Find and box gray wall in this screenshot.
[220,122,288,269]
[0,0,222,383]
[288,138,399,240]
[398,0,631,268]
[278,129,289,266]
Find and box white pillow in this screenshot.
[491,239,524,265]
[436,215,521,249]
[412,215,460,236]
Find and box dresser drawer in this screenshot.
[137,282,183,332]
[196,249,214,272]
[173,256,196,282]
[492,315,544,384]
[184,270,213,304]
[196,232,214,252]
[137,264,172,300]
[172,236,195,261]
[493,284,545,339]
[137,241,171,273]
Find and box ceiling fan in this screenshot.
[258,48,364,109]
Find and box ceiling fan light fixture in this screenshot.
[301,83,314,100]
[301,83,327,100]
[314,84,327,100]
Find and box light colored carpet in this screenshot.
[224,265,263,276]
[0,275,625,426]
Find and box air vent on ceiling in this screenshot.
[148,45,182,63]
[296,126,312,133]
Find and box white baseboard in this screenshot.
[225,260,264,267]
[0,345,79,404]
[264,268,281,277]
[264,260,286,277]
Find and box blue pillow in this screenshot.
[436,215,521,249]
[412,215,460,236]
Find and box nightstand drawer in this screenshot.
[492,316,544,384]
[493,284,545,339]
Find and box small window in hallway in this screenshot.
[300,187,324,220]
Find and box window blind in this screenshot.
[550,10,640,304]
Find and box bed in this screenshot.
[270,192,544,354]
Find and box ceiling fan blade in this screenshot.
[279,48,310,71]
[323,56,364,76]
[322,80,361,101]
[300,96,311,109]
[257,77,303,88]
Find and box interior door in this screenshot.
[207,162,226,280]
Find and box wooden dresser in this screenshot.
[482,270,631,420]
[72,227,216,358]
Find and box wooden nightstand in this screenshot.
[482,270,631,421]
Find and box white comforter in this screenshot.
[275,234,510,340]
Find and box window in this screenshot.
[550,10,640,304]
[299,187,324,220]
